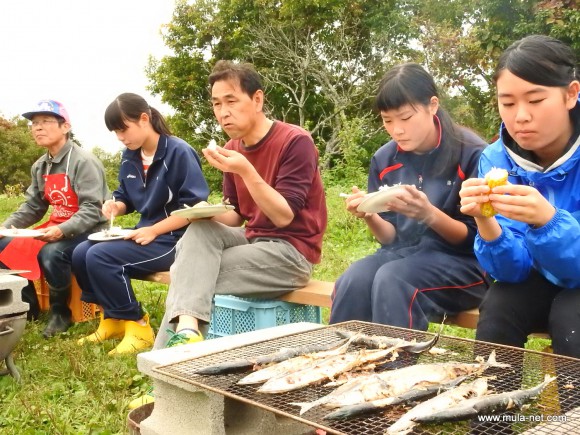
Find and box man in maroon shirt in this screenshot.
[154,60,328,348]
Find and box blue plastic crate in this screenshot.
[207,295,322,339]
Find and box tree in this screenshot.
[0,117,43,194]
[413,0,580,139]
[146,0,580,177]
[146,0,417,173]
[92,146,123,192]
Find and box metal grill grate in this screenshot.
[153,321,580,434]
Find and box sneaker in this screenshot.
[128,386,154,410]
[165,328,203,348]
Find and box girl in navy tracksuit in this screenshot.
[72,93,209,355]
[330,63,488,331]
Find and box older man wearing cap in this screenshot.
[0,100,109,337]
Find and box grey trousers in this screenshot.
[154,220,313,349]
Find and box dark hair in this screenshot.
[104,93,172,135]
[53,117,78,144]
[375,63,462,177]
[493,35,578,86]
[208,60,263,97]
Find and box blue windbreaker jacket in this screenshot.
[475,99,580,288]
[114,135,209,238]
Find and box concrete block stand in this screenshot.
[137,322,324,435]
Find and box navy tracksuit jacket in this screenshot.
[72,135,209,320]
[330,127,489,330]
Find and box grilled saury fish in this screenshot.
[238,337,355,385]
[386,377,490,434]
[257,345,401,394]
[292,350,509,415]
[412,375,557,424]
[195,336,350,375]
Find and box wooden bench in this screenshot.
[446,307,550,340]
[143,272,482,329]
[141,272,550,340]
[143,271,334,308]
[446,307,480,329]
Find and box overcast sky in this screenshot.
[1,0,177,154]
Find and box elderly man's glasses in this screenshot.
[28,119,60,129]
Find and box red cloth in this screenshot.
[0,235,46,280]
[0,172,79,280]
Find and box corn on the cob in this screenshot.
[480,167,508,217]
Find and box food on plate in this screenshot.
[182,201,210,209]
[207,139,218,151]
[105,226,123,237]
[481,167,509,217]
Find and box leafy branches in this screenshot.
[144,0,580,187]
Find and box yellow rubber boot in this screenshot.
[77,312,125,345]
[108,314,155,356]
[128,387,155,410]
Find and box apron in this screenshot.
[0,149,80,280]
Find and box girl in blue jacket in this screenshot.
[72,93,209,355]
[459,35,580,358]
[330,63,488,330]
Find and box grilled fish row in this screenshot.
[292,350,509,415]
[252,331,441,394]
[386,375,556,434]
[196,326,441,376]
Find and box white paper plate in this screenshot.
[88,229,134,242]
[0,269,32,275]
[171,204,235,219]
[357,185,409,213]
[0,228,44,238]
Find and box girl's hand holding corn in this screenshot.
[480,168,509,217]
[460,168,556,227]
[459,177,494,218]
[459,168,508,218]
[487,183,556,227]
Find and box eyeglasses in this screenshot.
[28,119,60,129]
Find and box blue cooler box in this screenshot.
[207,295,322,339]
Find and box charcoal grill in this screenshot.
[153,321,580,434]
[0,273,29,382]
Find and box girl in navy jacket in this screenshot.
[459,35,580,358]
[72,93,209,355]
[330,63,488,330]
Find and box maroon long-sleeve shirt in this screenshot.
[223,121,327,264]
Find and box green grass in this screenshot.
[0,190,550,433]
